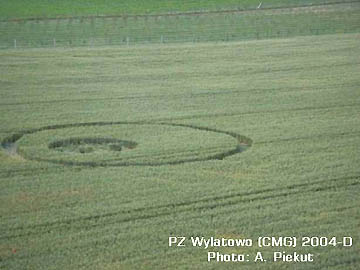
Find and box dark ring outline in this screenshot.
[1,121,252,167]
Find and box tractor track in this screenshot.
[1,68,359,107]
[1,175,358,240]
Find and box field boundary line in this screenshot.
[1,0,359,23]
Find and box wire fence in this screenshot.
[1,28,356,50]
[0,2,359,49]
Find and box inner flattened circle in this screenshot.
[49,137,137,154]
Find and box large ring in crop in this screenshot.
[1,121,252,167]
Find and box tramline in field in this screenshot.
[0,0,359,269]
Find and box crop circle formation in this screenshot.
[1,122,252,167]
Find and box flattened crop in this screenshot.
[1,122,252,166]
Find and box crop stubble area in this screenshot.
[1,1,360,270]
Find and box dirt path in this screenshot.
[2,0,359,23]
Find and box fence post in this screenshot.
[53,38,56,47]
[126,37,129,46]
[14,39,16,49]
[161,35,163,43]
